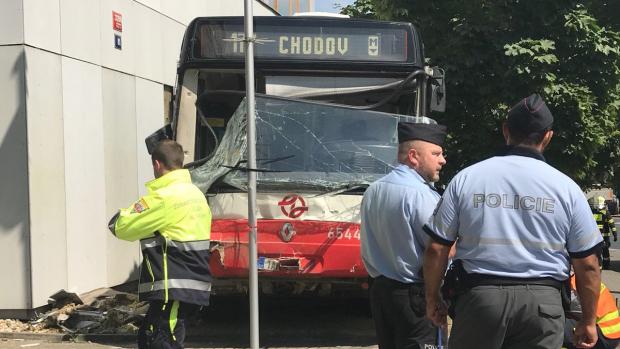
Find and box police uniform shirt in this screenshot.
[361,163,440,283]
[425,147,602,281]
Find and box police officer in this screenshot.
[589,196,617,269]
[108,140,212,349]
[361,120,447,349]
[423,94,603,349]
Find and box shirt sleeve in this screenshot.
[424,178,460,246]
[109,192,167,242]
[567,191,604,256]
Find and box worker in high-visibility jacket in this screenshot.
[108,139,212,349]
[563,273,620,349]
[589,196,618,270]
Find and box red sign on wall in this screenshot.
[112,11,122,32]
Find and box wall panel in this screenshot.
[25,47,68,307]
[61,57,107,292]
[0,46,30,310]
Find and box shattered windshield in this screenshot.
[191,95,437,193]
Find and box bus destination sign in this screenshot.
[197,23,410,63]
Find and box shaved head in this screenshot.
[398,140,446,182]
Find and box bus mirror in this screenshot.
[430,67,446,113]
[145,124,173,155]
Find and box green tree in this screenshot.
[341,0,376,19]
[343,0,620,188]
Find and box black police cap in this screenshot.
[506,94,554,133]
[398,122,447,146]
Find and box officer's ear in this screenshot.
[540,129,553,150]
[153,159,165,178]
[502,122,511,144]
[407,147,419,167]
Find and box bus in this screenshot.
[146,16,446,296]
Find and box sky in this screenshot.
[314,0,356,13]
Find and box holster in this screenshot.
[441,259,465,318]
[560,277,571,313]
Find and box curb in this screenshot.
[0,332,135,344]
[0,332,69,343]
[0,331,378,346]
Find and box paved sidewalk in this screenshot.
[4,249,620,349]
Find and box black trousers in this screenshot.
[450,285,564,349]
[138,300,197,349]
[369,276,439,349]
[602,237,611,269]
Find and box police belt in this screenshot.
[373,275,424,289]
[462,273,562,290]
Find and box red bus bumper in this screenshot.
[210,219,367,279]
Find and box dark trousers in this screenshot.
[369,276,438,349]
[603,237,611,269]
[450,285,564,349]
[563,318,620,349]
[138,300,196,349]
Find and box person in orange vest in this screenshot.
[563,273,620,349]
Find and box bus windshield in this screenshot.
[191,95,437,193]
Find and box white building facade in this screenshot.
[0,0,275,318]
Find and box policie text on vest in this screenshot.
[473,194,555,213]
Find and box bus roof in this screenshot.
[178,16,425,74]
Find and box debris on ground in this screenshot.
[0,288,147,335]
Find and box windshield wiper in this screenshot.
[312,183,370,197]
[237,154,296,165]
[224,154,295,173]
[221,164,290,173]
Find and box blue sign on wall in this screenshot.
[114,34,122,50]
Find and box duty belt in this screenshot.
[373,275,424,289]
[463,273,562,290]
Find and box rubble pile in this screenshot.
[0,288,148,335]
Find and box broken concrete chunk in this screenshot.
[48,290,83,307]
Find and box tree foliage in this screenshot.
[343,0,620,189]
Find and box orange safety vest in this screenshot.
[571,276,620,339]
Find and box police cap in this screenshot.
[506,94,554,133]
[398,122,447,146]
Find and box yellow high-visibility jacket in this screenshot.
[109,169,212,305]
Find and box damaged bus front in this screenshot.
[146,16,446,295]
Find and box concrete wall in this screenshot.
[0,46,30,312]
[0,0,275,313]
[24,47,67,308]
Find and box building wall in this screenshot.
[24,47,67,309]
[0,0,275,313]
[0,46,30,312]
[262,0,315,15]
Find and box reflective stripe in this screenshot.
[459,234,565,250]
[145,256,155,291]
[163,238,169,304]
[140,238,210,251]
[138,279,212,293]
[599,310,619,323]
[141,237,159,249]
[599,311,620,339]
[169,300,179,341]
[167,240,211,251]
